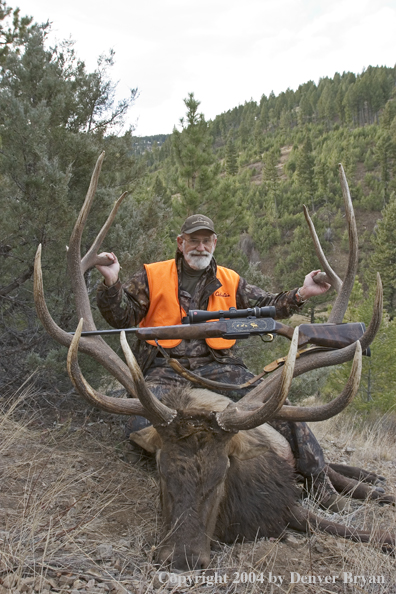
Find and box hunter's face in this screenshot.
[177,230,217,270]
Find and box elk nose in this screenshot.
[158,545,210,572]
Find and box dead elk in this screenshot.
[34,154,395,570]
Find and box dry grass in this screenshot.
[0,386,395,593]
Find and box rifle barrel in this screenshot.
[73,320,228,339]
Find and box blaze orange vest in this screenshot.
[139,259,240,349]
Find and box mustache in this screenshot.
[188,250,212,257]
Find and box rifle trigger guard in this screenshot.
[260,333,274,343]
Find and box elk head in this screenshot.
[34,154,383,570]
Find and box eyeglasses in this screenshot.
[182,236,215,247]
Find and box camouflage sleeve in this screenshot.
[96,268,150,328]
[236,277,303,319]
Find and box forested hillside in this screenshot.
[1,1,395,412]
[137,71,396,411]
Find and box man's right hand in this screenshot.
[95,252,120,287]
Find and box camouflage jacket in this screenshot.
[96,251,304,373]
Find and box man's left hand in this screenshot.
[298,270,331,301]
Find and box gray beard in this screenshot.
[184,251,213,270]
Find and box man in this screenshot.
[96,214,342,509]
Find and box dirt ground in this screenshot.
[0,383,395,594]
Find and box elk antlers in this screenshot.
[66,320,177,426]
[34,154,382,435]
[304,164,358,323]
[34,153,139,398]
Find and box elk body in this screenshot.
[34,153,395,571]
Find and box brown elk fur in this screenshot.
[216,442,298,542]
[129,387,395,568]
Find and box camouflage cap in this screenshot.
[180,214,216,235]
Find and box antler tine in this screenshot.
[35,244,73,347]
[67,152,106,330]
[303,205,342,292]
[216,327,299,432]
[81,191,128,273]
[120,332,177,427]
[34,244,139,398]
[67,319,146,416]
[273,341,362,422]
[363,272,383,344]
[328,164,359,323]
[304,164,359,324]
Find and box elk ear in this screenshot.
[128,426,162,453]
[227,434,270,460]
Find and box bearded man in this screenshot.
[96,214,344,509]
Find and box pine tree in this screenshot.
[262,150,279,216]
[375,131,394,205]
[380,99,396,130]
[170,93,246,267]
[225,135,238,176]
[296,134,316,210]
[0,0,32,63]
[0,20,142,388]
[369,193,396,316]
[171,92,217,205]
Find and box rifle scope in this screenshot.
[183,306,276,324]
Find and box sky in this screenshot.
[13,0,396,137]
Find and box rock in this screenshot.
[45,577,59,589]
[59,574,77,586]
[111,584,130,594]
[284,534,303,547]
[35,576,56,591]
[345,446,355,453]
[315,543,325,553]
[96,544,113,560]
[19,577,36,593]
[113,559,122,572]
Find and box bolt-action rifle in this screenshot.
[73,306,368,352]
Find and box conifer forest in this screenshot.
[1,1,396,414]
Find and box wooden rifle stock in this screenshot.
[274,321,366,349]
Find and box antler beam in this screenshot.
[304,164,359,323]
